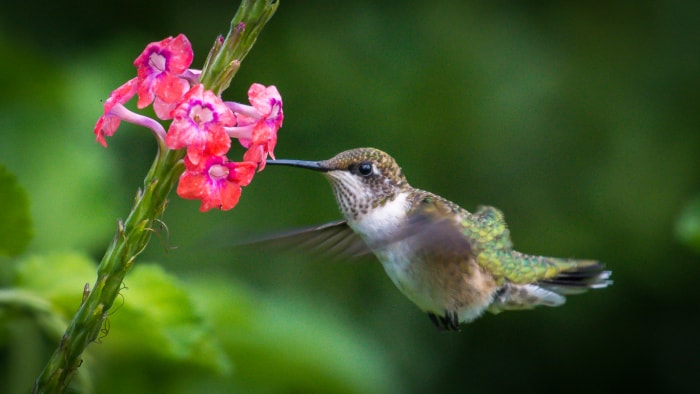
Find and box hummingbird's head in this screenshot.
[267,148,409,219]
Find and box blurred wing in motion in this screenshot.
[240,220,373,261]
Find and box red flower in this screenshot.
[94,34,286,212]
[166,84,235,165]
[94,78,137,147]
[226,83,283,170]
[177,155,257,212]
[151,83,190,120]
[133,34,193,113]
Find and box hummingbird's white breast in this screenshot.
[348,192,410,241]
[347,192,442,312]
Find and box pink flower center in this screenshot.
[208,164,229,180]
[269,99,282,119]
[148,52,167,72]
[190,104,214,125]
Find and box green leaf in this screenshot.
[13,251,96,316]
[11,254,230,392]
[676,196,700,254]
[9,252,98,393]
[0,165,32,256]
[188,278,399,394]
[96,264,231,374]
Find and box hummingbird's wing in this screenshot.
[398,212,475,257]
[392,194,478,266]
[241,220,373,261]
[243,194,472,265]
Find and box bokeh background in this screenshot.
[1,1,700,393]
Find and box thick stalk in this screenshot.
[33,145,184,393]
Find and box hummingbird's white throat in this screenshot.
[347,189,410,244]
[326,168,407,226]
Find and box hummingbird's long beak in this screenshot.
[265,159,329,172]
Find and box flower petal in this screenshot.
[165,84,234,163]
[133,34,194,109]
[176,155,254,212]
[94,78,138,147]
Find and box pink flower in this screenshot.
[226,83,283,170]
[94,78,137,147]
[151,83,190,120]
[177,155,257,212]
[133,34,193,113]
[94,33,286,212]
[166,84,235,165]
[94,77,169,147]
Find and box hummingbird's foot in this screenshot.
[427,310,460,332]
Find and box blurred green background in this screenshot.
[1,0,700,393]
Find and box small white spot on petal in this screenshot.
[149,53,166,72]
[209,164,229,180]
[190,105,214,125]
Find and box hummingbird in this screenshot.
[265,147,611,331]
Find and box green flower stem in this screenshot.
[32,1,279,392]
[33,145,185,394]
[200,0,279,95]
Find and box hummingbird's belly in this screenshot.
[376,242,498,323]
[376,244,437,310]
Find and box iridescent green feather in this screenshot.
[467,205,513,251]
[477,250,579,284]
[460,205,580,283]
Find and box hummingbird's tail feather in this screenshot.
[538,259,612,295]
[488,259,611,314]
[488,284,565,314]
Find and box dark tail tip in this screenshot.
[539,261,612,295]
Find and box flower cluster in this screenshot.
[94,34,283,211]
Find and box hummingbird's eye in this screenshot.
[357,162,373,176]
